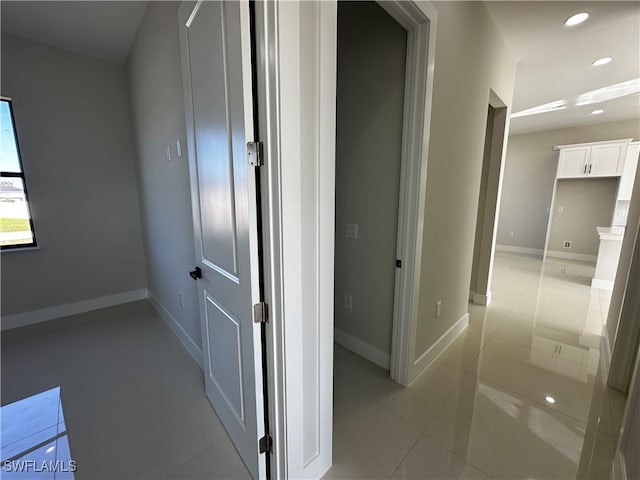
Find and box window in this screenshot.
[1,98,37,249]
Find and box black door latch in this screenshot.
[189,267,202,280]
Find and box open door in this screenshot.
[178,1,266,478]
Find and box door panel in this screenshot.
[205,292,245,423]
[179,1,263,478]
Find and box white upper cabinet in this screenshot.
[589,143,626,177]
[556,139,631,179]
[557,146,591,177]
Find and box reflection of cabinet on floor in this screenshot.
[557,140,629,178]
[529,335,591,382]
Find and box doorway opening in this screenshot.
[469,94,508,307]
[333,0,407,374]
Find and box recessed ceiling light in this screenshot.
[592,57,613,66]
[565,12,589,26]
[591,109,604,115]
[545,395,556,404]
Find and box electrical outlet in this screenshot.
[179,292,184,308]
[344,294,353,310]
[508,231,514,238]
[435,300,442,318]
[560,268,567,275]
[563,241,572,249]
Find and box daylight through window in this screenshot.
[1,98,37,249]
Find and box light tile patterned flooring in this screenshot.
[1,301,251,479]
[1,252,626,479]
[325,252,626,479]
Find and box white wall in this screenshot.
[415,1,517,357]
[497,119,640,251]
[547,178,618,256]
[334,1,406,362]
[0,34,147,317]
[126,2,202,354]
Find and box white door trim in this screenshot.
[255,1,438,477]
[253,2,336,478]
[377,1,439,386]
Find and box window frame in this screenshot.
[1,97,38,250]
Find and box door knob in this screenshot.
[190,267,202,280]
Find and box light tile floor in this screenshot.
[325,252,627,479]
[1,301,251,479]
[1,252,626,479]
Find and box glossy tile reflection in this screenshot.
[328,252,623,479]
[1,387,75,479]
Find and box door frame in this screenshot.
[252,1,438,478]
[469,92,509,307]
[377,1,438,386]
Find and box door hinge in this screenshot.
[247,141,264,167]
[396,259,402,268]
[253,302,269,323]
[259,434,272,454]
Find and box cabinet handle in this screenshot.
[588,164,592,174]
[584,164,587,174]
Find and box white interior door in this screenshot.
[178,2,265,478]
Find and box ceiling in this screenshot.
[485,1,640,135]
[1,1,147,65]
[1,1,638,135]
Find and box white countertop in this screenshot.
[597,226,625,240]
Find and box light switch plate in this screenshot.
[345,223,358,240]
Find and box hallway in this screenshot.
[326,252,625,479]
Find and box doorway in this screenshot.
[333,0,407,372]
[470,94,508,306]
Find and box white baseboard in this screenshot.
[1,289,149,331]
[495,244,544,257]
[334,328,390,370]
[612,450,627,480]
[547,250,597,263]
[149,293,203,369]
[472,292,492,306]
[591,278,614,290]
[410,313,469,385]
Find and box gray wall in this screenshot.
[548,178,618,256]
[497,119,640,251]
[126,2,201,350]
[334,2,406,355]
[415,1,517,357]
[0,34,147,315]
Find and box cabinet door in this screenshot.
[618,143,639,200]
[557,147,589,178]
[588,143,626,177]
